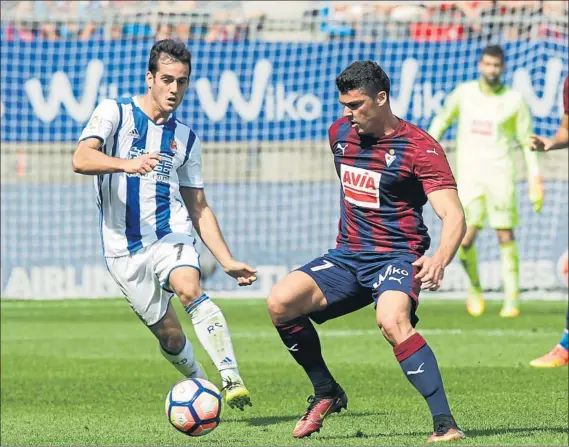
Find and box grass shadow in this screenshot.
[224,411,385,427]
[318,425,569,441]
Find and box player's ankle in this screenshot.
[472,286,483,294]
[221,368,242,384]
[314,379,339,398]
[433,414,458,430]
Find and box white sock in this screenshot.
[185,294,242,385]
[160,338,206,379]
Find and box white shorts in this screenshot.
[105,233,201,326]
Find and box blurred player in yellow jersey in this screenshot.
[428,45,544,318]
[528,75,569,368]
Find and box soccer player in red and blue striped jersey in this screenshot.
[266,61,467,442]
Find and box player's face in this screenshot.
[479,55,504,85]
[146,57,190,114]
[339,89,387,135]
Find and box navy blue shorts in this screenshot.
[297,247,421,326]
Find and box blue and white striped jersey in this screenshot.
[78,96,203,257]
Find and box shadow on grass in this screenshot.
[224,411,385,427]
[318,425,569,441]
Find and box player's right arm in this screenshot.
[427,84,462,141]
[72,99,161,175]
[72,138,161,175]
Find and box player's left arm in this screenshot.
[177,136,256,286]
[412,140,466,291]
[414,188,466,291]
[180,187,256,286]
[516,97,544,212]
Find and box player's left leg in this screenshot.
[459,194,486,316]
[495,228,520,318]
[375,291,464,443]
[367,257,464,443]
[487,183,520,317]
[154,233,251,410]
[530,308,569,368]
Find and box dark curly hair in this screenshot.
[148,39,192,76]
[336,60,390,98]
[481,44,505,64]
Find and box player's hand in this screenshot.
[413,255,445,291]
[223,259,258,287]
[530,135,552,152]
[123,153,162,174]
[529,175,544,213]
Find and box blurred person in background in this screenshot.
[428,45,544,319]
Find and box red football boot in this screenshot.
[292,386,348,438]
[427,415,466,443]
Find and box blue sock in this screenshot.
[184,293,209,315]
[394,333,451,418]
[560,331,568,350]
[561,310,569,350]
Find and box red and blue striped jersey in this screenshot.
[329,116,457,256]
[563,76,569,115]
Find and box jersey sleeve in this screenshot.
[427,84,462,141]
[516,96,540,178]
[328,117,345,153]
[413,140,457,195]
[78,99,119,150]
[178,133,204,188]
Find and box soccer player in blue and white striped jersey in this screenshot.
[72,39,256,410]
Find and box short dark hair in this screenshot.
[481,45,505,64]
[148,39,192,76]
[335,60,390,98]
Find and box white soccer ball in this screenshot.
[165,378,222,436]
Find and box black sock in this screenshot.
[274,316,337,396]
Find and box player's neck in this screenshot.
[137,94,171,124]
[479,77,504,95]
[368,112,400,139]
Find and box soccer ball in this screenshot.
[165,378,222,436]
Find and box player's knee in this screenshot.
[266,286,301,323]
[497,230,514,245]
[161,331,186,354]
[175,282,203,306]
[377,314,413,345]
[461,233,476,250]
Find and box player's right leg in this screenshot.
[104,251,205,379]
[459,194,486,316]
[267,255,366,438]
[148,303,207,379]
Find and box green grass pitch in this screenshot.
[1,298,568,446]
